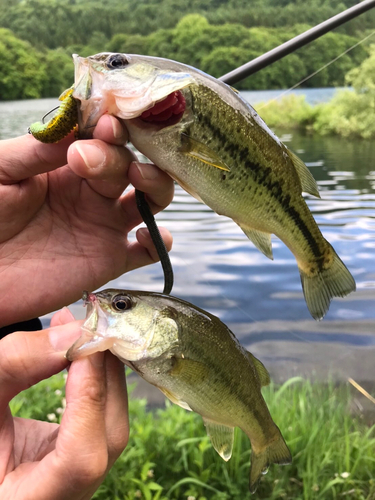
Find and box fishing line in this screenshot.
[41,105,59,123]
[257,29,375,110]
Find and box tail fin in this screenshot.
[300,246,356,321]
[249,429,292,493]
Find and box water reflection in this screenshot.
[1,93,374,383]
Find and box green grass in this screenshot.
[10,374,375,500]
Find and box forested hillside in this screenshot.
[1,0,373,47]
[0,0,373,99]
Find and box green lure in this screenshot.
[28,87,78,143]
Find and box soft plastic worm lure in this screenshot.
[28,87,78,143]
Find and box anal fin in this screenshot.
[239,225,273,260]
[203,418,234,461]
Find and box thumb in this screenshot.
[50,307,76,327]
[0,317,82,411]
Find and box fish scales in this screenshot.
[188,84,325,261]
[132,295,273,440]
[66,288,292,492]
[138,82,329,271]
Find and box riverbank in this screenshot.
[10,373,375,499]
[254,89,375,140]
[128,333,375,426]
[253,47,375,140]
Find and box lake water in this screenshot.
[1,88,374,384]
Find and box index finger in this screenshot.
[0,115,128,184]
[0,133,74,184]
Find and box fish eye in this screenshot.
[106,54,129,70]
[112,294,133,312]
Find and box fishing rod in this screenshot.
[220,0,375,85]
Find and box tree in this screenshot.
[201,46,253,79]
[106,33,150,56]
[0,28,45,99]
[40,48,74,97]
[313,46,375,138]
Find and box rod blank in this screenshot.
[220,0,375,85]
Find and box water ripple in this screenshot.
[3,95,374,381]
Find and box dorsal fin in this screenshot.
[287,148,320,198]
[246,352,270,387]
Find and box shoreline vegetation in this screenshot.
[0,1,373,100]
[11,372,375,500]
[255,46,375,140]
[0,0,374,139]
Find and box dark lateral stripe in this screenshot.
[190,339,269,428]
[193,107,322,261]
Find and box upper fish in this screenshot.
[70,53,356,319]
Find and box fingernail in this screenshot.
[75,143,105,169]
[49,323,82,352]
[133,161,158,180]
[110,115,126,141]
[59,307,75,323]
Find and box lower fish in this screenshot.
[66,289,292,493]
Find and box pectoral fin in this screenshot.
[179,133,230,172]
[169,356,209,384]
[246,352,270,387]
[159,387,192,411]
[287,149,320,198]
[239,225,273,260]
[203,418,234,461]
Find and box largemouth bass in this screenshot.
[29,52,355,320]
[66,289,292,493]
[71,53,356,320]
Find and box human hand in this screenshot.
[0,115,174,327]
[0,307,129,500]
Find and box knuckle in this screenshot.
[151,182,175,211]
[0,332,30,386]
[77,453,109,485]
[108,424,129,459]
[62,452,109,488]
[79,377,106,409]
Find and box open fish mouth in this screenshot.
[139,91,186,127]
